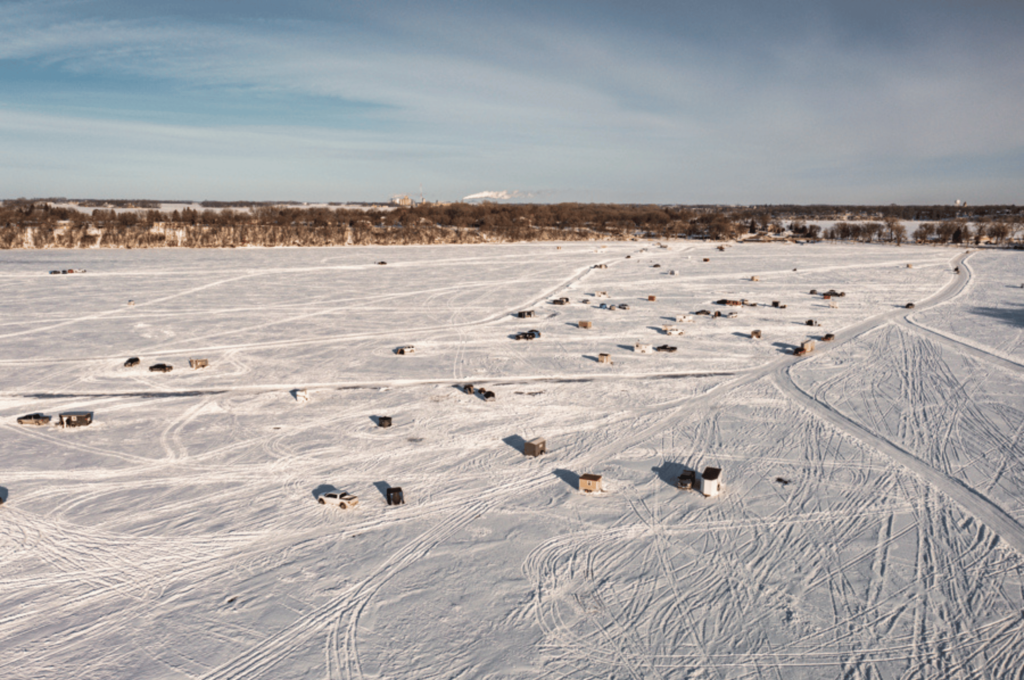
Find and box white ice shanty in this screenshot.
[700,467,722,497]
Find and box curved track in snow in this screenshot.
[771,250,1024,557]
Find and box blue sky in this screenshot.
[1,0,1022,204]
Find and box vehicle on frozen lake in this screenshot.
[17,413,51,426]
[317,489,359,509]
[149,363,173,372]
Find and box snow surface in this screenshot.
[1,241,1023,679]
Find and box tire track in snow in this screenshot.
[900,317,1024,375]
[199,467,557,680]
[773,365,1024,557]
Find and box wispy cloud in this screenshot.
[1,1,1022,202]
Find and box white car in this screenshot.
[317,490,359,509]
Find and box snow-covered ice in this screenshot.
[1,241,1022,679]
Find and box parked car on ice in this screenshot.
[317,489,359,509]
[17,413,51,426]
[149,363,173,373]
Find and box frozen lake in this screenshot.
[1,241,1023,679]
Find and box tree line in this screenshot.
[0,200,1021,249]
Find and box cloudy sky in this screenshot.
[1,0,1022,204]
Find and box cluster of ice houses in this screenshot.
[9,254,937,509]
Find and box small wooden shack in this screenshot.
[377,416,392,428]
[662,326,683,335]
[701,467,722,497]
[578,321,592,329]
[127,300,135,306]
[703,257,710,262]
[598,353,612,364]
[669,270,678,275]
[648,295,657,302]
[751,330,762,339]
[59,411,93,428]
[517,310,535,318]
[189,358,209,369]
[579,474,603,493]
[595,291,609,298]
[794,339,816,356]
[634,343,653,354]
[386,487,405,506]
[395,346,415,355]
[552,297,570,305]
[907,263,913,268]
[751,275,759,282]
[593,263,608,269]
[524,438,547,457]
[463,384,474,394]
